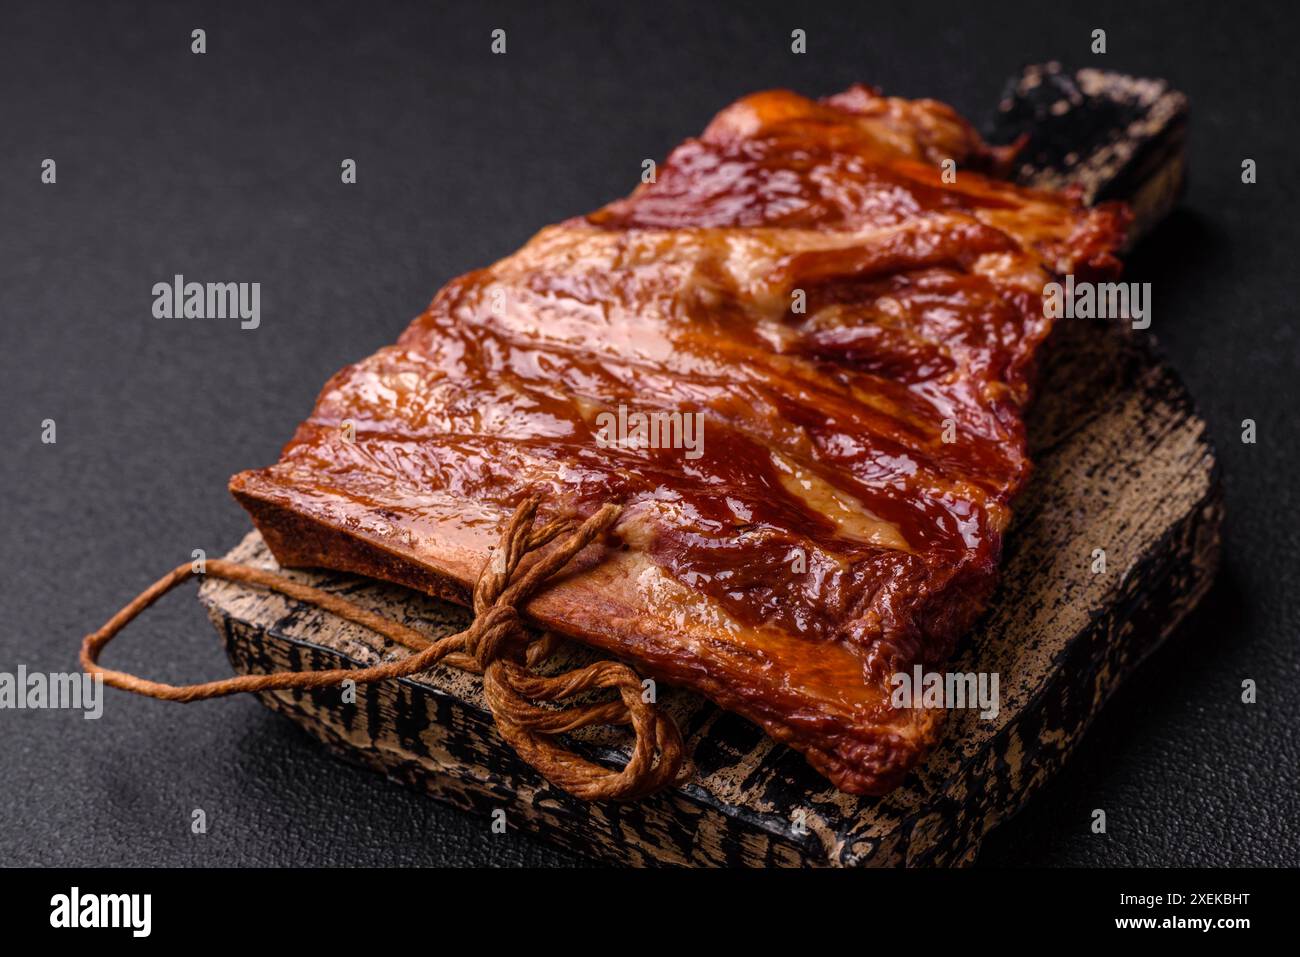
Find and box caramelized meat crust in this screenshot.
[231,85,1129,795]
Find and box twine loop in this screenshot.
[79,494,688,801]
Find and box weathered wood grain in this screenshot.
[197,66,1218,866]
[199,313,1221,866]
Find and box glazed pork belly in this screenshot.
[231,85,1128,795]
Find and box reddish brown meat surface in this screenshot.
[231,86,1129,795]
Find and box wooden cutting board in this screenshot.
[198,65,1218,866]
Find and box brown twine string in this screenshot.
[79,495,687,801]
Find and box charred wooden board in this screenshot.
[198,67,1218,866]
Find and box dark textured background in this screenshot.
[1,0,1296,867]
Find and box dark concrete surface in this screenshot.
[1,0,1296,866]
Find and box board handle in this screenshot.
[986,62,1188,243]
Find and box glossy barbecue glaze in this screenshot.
[231,86,1129,795]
